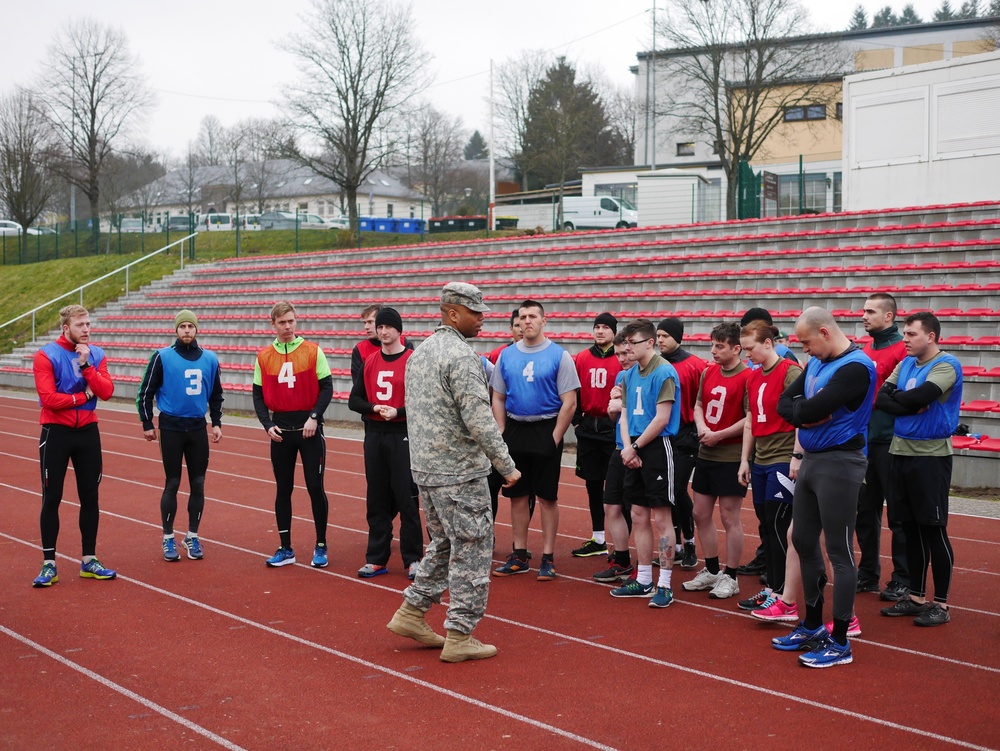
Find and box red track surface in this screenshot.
[2,393,998,750]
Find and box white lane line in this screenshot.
[3,528,995,751]
[0,625,248,751]
[1,536,618,751]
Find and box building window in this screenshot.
[676,142,695,156]
[784,104,826,122]
[833,172,843,213]
[778,173,827,216]
[712,139,723,155]
[409,206,416,218]
[386,203,394,218]
[836,102,843,120]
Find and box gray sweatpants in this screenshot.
[791,449,868,623]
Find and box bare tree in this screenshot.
[495,50,551,191]
[280,0,430,232]
[655,0,850,218]
[239,117,289,214]
[194,115,227,167]
[407,104,465,215]
[99,149,165,239]
[37,18,152,249]
[0,89,55,257]
[168,145,202,232]
[591,74,637,166]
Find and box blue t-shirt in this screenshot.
[799,348,875,452]
[155,346,219,419]
[894,353,963,441]
[622,357,680,439]
[495,340,570,418]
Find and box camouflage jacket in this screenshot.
[404,325,516,486]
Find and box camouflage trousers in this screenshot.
[403,476,493,634]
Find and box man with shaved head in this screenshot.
[773,307,875,668]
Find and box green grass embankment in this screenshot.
[0,227,526,354]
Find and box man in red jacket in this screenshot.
[32,305,116,587]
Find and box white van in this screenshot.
[198,213,234,232]
[560,196,637,231]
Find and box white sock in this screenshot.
[82,555,95,564]
[637,565,653,586]
[43,559,56,566]
[163,534,173,540]
[186,532,198,539]
[658,569,673,588]
[593,531,606,545]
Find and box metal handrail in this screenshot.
[0,234,195,342]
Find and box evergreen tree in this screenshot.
[521,57,615,192]
[872,5,900,26]
[848,4,869,28]
[900,3,923,23]
[463,130,489,160]
[934,0,956,20]
[988,0,1000,15]
[957,0,980,17]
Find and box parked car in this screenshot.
[298,213,330,229]
[259,211,298,230]
[119,218,144,233]
[0,219,24,236]
[164,215,197,233]
[240,214,261,231]
[27,226,57,235]
[198,212,234,232]
[326,215,350,230]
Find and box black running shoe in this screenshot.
[880,580,908,602]
[736,557,766,576]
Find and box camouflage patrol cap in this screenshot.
[441,282,490,312]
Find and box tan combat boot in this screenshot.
[439,629,498,663]
[386,602,446,647]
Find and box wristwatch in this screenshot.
[631,442,640,451]
[309,412,319,421]
[791,451,804,460]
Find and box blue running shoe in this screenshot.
[649,586,674,608]
[163,537,180,562]
[772,623,827,652]
[265,547,296,567]
[182,535,203,560]
[537,559,556,581]
[799,636,853,668]
[311,543,328,568]
[80,558,117,580]
[610,579,655,598]
[32,562,58,588]
[357,563,388,578]
[493,553,530,577]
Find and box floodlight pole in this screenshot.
[489,59,496,232]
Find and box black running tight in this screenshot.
[159,428,210,535]
[902,520,954,604]
[39,423,103,558]
[270,429,329,549]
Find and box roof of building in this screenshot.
[636,17,999,60]
[149,159,425,204]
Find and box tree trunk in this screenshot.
[346,186,359,240]
[88,193,101,254]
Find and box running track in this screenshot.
[1,393,998,750]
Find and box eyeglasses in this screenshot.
[625,338,650,347]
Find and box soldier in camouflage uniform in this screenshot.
[387,282,520,663]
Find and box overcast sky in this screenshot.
[0,0,956,160]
